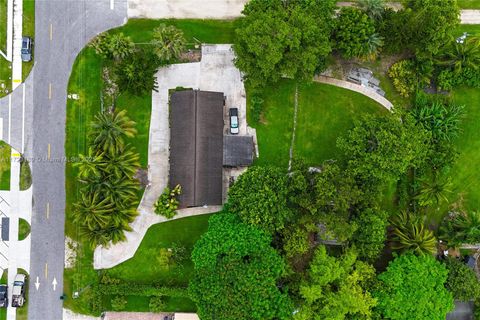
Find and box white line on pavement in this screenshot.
[21,83,25,154]
[7,95,11,144]
[110,0,114,10]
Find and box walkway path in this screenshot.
[11,0,23,89]
[314,75,393,111]
[460,10,480,24]
[94,45,247,269]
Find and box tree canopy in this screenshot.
[444,257,480,302]
[234,0,336,87]
[189,213,293,320]
[374,253,454,320]
[294,246,377,320]
[226,166,293,233]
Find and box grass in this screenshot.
[110,19,236,45]
[16,268,28,320]
[457,0,480,8]
[0,270,6,320]
[248,80,387,168]
[18,218,30,240]
[0,142,10,190]
[22,0,35,80]
[454,24,480,38]
[0,0,6,52]
[19,159,31,190]
[64,214,212,315]
[449,86,480,212]
[0,56,11,97]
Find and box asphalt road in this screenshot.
[27,1,126,319]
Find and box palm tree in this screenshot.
[151,24,186,62]
[436,37,480,75]
[415,175,453,207]
[390,211,437,255]
[100,178,139,207]
[362,33,384,61]
[74,147,105,181]
[108,33,135,60]
[73,191,115,231]
[442,211,480,246]
[90,110,137,154]
[357,0,385,20]
[412,101,464,143]
[103,146,140,179]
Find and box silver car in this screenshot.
[229,108,239,134]
[21,37,32,62]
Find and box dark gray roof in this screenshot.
[169,90,224,208]
[223,135,254,167]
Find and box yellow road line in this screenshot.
[47,144,51,160]
[44,263,48,279]
[49,24,52,41]
[48,83,52,100]
[46,202,50,219]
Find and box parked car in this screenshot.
[0,285,7,308]
[11,274,26,307]
[21,37,32,62]
[229,108,239,134]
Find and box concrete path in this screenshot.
[94,44,247,269]
[314,75,393,111]
[11,0,23,89]
[461,10,480,24]
[6,0,13,60]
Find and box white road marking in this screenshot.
[35,276,40,290]
[46,202,50,219]
[48,83,52,100]
[52,277,57,291]
[21,83,25,153]
[110,0,114,10]
[7,95,11,144]
[49,23,52,41]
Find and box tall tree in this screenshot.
[227,166,293,233]
[151,24,187,62]
[440,211,480,246]
[234,0,336,87]
[189,213,293,320]
[444,257,480,302]
[295,246,377,320]
[352,209,388,260]
[357,0,385,20]
[436,37,480,75]
[374,253,454,320]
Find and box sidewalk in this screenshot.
[11,0,23,90]
[461,10,480,24]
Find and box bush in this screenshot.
[149,296,165,312]
[154,185,182,219]
[444,257,480,301]
[437,69,462,91]
[90,33,135,61]
[111,295,127,311]
[157,248,173,268]
[389,60,424,97]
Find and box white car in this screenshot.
[229,108,239,134]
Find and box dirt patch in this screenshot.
[65,237,79,268]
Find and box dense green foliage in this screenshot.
[389,211,437,255]
[154,185,181,219]
[151,24,186,61]
[234,0,335,87]
[294,246,377,320]
[227,166,293,233]
[337,113,430,184]
[444,257,480,301]
[352,209,388,260]
[375,253,454,320]
[189,213,293,320]
[440,211,480,246]
[334,7,381,60]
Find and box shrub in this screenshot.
[154,185,182,219]
[90,33,135,61]
[111,295,127,311]
[444,257,480,301]
[389,60,425,97]
[157,248,173,268]
[149,296,165,312]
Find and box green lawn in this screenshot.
[22,0,35,80]
[0,142,10,190]
[19,159,31,190]
[64,214,212,315]
[457,0,480,8]
[0,0,6,52]
[449,86,480,212]
[454,24,480,37]
[249,80,387,168]
[18,218,30,240]
[111,19,236,45]
[0,270,6,320]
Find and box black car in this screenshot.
[0,284,7,308]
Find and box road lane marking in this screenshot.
[48,83,52,99]
[7,95,11,144]
[21,83,25,153]
[46,202,50,219]
[44,263,48,279]
[52,278,57,291]
[110,0,114,10]
[47,144,51,160]
[49,24,52,41]
[35,277,40,290]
